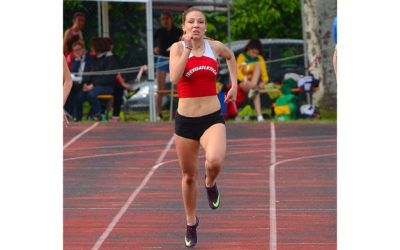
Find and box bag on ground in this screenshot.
[300,104,320,119]
[274,94,298,121]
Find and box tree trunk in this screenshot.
[302,0,337,108]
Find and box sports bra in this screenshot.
[177,39,218,98]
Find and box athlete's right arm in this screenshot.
[169,42,191,85]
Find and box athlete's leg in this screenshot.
[174,134,200,226]
[200,123,226,187]
[200,123,226,210]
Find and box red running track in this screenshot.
[63,122,336,249]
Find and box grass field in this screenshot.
[80,101,337,123]
[116,107,336,123]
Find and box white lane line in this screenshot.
[272,153,336,168]
[268,118,336,250]
[66,136,335,152]
[65,207,336,211]
[63,147,272,162]
[65,144,335,162]
[64,149,168,162]
[64,143,168,151]
[269,122,277,250]
[270,123,276,164]
[63,122,99,150]
[91,135,175,250]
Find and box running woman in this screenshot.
[169,7,238,248]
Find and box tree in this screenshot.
[302,0,337,108]
[230,0,302,40]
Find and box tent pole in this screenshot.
[227,0,231,49]
[97,1,102,37]
[102,1,109,37]
[146,0,156,122]
[300,0,309,76]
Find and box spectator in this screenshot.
[70,40,90,75]
[63,12,85,55]
[64,40,90,120]
[74,37,118,121]
[102,38,131,122]
[154,12,182,120]
[236,38,269,122]
[65,35,82,68]
[103,37,114,55]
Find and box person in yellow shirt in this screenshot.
[237,39,269,122]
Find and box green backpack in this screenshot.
[274,94,298,121]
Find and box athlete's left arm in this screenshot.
[212,40,238,103]
[63,56,73,127]
[63,56,73,106]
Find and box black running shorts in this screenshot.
[175,109,225,140]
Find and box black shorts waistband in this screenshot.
[176,109,222,121]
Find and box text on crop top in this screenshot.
[177,39,218,98]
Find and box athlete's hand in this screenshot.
[224,86,237,103]
[182,33,193,48]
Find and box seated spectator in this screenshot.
[101,38,132,121]
[74,37,117,121]
[237,38,269,122]
[65,35,82,68]
[69,40,90,75]
[64,40,90,120]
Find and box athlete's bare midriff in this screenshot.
[177,95,221,117]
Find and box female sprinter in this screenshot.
[169,7,237,248]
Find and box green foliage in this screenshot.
[204,12,228,43]
[230,0,302,40]
[108,2,145,61]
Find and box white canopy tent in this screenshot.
[93,0,231,122]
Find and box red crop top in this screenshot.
[177,39,218,98]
